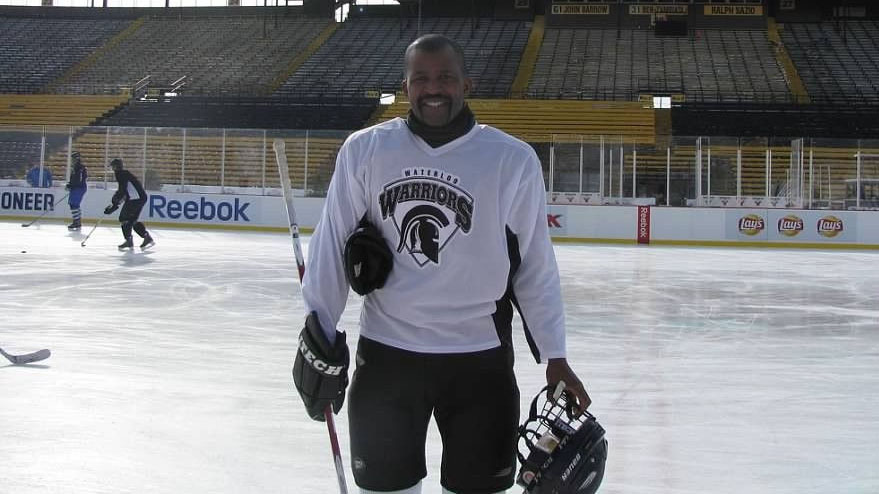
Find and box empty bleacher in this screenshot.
[528,28,791,103]
[781,21,879,105]
[0,94,128,126]
[0,130,46,179]
[371,98,656,144]
[0,15,131,94]
[97,96,378,130]
[275,16,531,98]
[52,13,330,96]
[672,102,879,139]
[0,93,128,178]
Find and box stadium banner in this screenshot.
[637,206,651,244]
[550,4,610,15]
[4,186,878,248]
[765,210,855,243]
[704,5,764,16]
[726,209,770,241]
[0,186,324,230]
[629,5,688,15]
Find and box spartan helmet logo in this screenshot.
[379,168,475,268]
[396,205,449,264]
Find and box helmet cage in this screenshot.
[516,383,608,494]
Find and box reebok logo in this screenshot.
[150,195,250,222]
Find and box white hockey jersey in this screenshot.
[302,117,566,362]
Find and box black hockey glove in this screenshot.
[104,204,118,215]
[293,312,349,421]
[65,183,71,191]
[344,217,393,296]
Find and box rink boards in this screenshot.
[2,185,878,248]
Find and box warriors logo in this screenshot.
[379,168,474,267]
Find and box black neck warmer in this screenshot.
[405,104,476,148]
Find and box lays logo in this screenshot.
[777,215,804,237]
[817,215,844,238]
[737,214,765,236]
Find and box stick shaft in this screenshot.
[80,217,106,246]
[22,192,69,226]
[273,138,348,494]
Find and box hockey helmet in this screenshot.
[516,382,608,494]
[109,158,123,170]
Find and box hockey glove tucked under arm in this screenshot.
[103,204,118,215]
[293,311,349,421]
[344,217,393,296]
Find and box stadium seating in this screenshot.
[781,21,879,105]
[52,13,330,96]
[276,16,531,98]
[371,98,656,144]
[97,96,378,130]
[529,28,790,103]
[0,16,131,94]
[1,6,877,211]
[0,94,128,126]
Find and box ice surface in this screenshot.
[2,220,878,494]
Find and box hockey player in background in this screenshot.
[103,158,154,251]
[65,151,87,231]
[292,34,592,494]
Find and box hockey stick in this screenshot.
[273,138,349,494]
[21,192,69,227]
[80,217,106,247]
[0,347,51,365]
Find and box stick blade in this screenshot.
[17,349,51,364]
[1,348,51,365]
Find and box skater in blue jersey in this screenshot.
[65,151,88,231]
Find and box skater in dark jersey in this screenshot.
[104,158,154,251]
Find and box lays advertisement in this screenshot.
[727,210,854,243]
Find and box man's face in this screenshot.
[402,46,472,127]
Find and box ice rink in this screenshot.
[2,219,878,494]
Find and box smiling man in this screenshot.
[403,34,471,129]
[291,34,593,494]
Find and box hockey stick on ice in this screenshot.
[273,138,349,494]
[0,347,51,365]
[80,217,106,247]
[21,192,69,227]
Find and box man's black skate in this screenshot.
[118,238,134,251]
[140,234,155,250]
[67,221,81,231]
